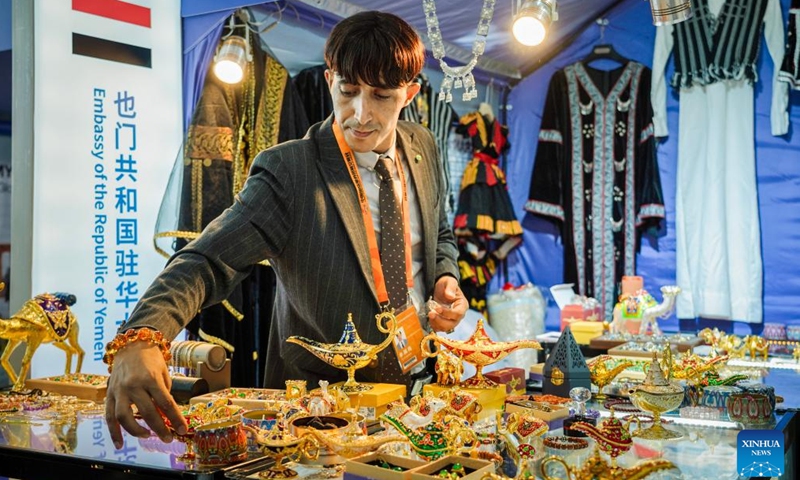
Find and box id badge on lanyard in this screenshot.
[332,120,424,373]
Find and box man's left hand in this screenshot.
[428,276,467,333]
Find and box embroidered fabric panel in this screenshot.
[671,0,769,88]
[572,62,635,320]
[539,129,564,144]
[524,199,565,221]
[565,65,587,297]
[636,204,667,226]
[639,123,655,144]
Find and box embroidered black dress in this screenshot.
[525,61,665,320]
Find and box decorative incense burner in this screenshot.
[422,318,541,388]
[287,311,398,393]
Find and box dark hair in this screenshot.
[324,11,425,89]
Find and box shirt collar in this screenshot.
[353,137,398,170]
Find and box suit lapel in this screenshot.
[397,124,436,291]
[315,117,378,304]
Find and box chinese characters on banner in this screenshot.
[32,0,182,378]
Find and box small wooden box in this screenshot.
[331,382,406,421]
[484,367,527,395]
[409,455,494,480]
[25,374,108,402]
[189,388,286,410]
[423,384,506,420]
[345,452,426,480]
[569,321,605,345]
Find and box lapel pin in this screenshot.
[414,154,422,164]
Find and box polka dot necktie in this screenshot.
[374,155,407,310]
[374,155,409,386]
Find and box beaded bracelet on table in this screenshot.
[543,435,589,450]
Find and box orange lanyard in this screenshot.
[332,120,414,307]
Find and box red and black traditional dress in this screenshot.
[454,111,523,315]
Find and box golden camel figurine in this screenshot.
[0,284,84,390]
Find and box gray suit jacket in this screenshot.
[126,116,459,388]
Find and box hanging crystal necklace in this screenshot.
[422,0,495,102]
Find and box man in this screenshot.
[104,11,467,449]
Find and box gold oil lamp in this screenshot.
[587,355,635,402]
[287,311,398,393]
[538,445,678,480]
[628,356,684,440]
[421,318,541,388]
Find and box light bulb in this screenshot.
[214,60,244,84]
[213,35,248,84]
[513,16,547,46]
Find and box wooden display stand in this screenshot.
[25,374,108,402]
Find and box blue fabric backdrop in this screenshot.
[176,0,800,334]
[497,0,800,334]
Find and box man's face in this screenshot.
[325,70,421,153]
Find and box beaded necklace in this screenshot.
[422,0,495,102]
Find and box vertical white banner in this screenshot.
[32,0,182,378]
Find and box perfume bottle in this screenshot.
[564,386,596,438]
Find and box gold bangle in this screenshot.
[103,328,172,373]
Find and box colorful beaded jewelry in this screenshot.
[543,435,589,451]
[103,327,172,373]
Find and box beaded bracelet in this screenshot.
[103,327,172,373]
[543,435,589,451]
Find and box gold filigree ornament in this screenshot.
[287,311,398,393]
[422,318,541,388]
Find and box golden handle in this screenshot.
[302,434,320,461]
[540,455,573,480]
[421,333,439,358]
[376,310,398,335]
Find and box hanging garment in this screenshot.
[156,36,309,386]
[455,112,523,314]
[780,0,800,88]
[652,0,788,324]
[293,64,333,125]
[526,61,665,321]
[401,74,460,220]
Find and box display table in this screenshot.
[1,351,799,479]
[0,406,795,479]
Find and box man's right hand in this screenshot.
[104,341,187,449]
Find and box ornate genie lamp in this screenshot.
[245,414,320,479]
[308,412,408,459]
[287,311,398,393]
[538,446,678,480]
[587,355,635,401]
[421,318,541,388]
[628,355,684,440]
